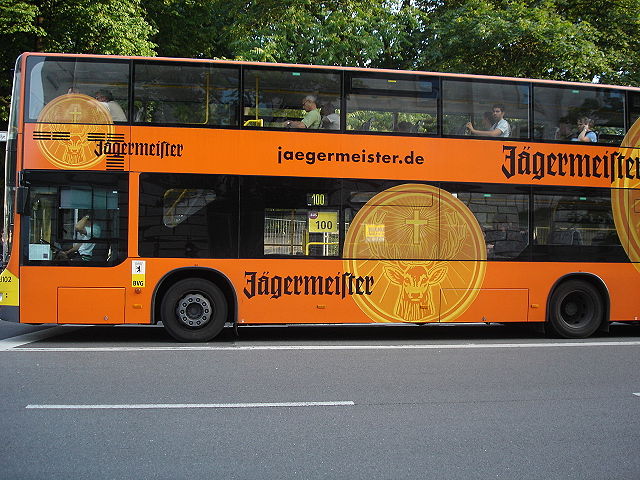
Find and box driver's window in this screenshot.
[28,184,119,264]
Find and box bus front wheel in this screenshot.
[160,278,227,342]
[548,280,603,338]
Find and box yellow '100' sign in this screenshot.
[308,211,339,233]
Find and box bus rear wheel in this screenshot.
[548,279,603,338]
[160,278,227,342]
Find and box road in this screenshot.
[1,321,639,479]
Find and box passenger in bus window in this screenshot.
[321,102,340,130]
[481,111,493,130]
[573,117,598,142]
[396,121,414,133]
[94,89,127,122]
[284,95,321,129]
[465,104,511,137]
[554,118,572,140]
[61,215,101,261]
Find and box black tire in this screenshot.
[548,279,603,338]
[160,278,228,342]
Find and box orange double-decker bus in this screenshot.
[2,52,640,341]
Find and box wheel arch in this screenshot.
[546,272,610,332]
[151,267,238,326]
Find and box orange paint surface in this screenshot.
[17,259,640,325]
[23,123,634,188]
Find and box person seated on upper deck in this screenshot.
[396,121,414,133]
[465,104,511,137]
[321,102,340,130]
[94,89,127,122]
[481,111,493,130]
[572,117,598,143]
[284,95,321,129]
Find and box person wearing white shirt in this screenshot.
[465,104,511,137]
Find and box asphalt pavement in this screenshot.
[1,321,639,479]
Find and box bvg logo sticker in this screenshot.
[343,184,486,323]
[34,93,113,169]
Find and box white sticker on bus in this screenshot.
[132,260,146,288]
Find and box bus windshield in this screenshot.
[3,56,22,267]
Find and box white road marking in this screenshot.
[3,340,640,352]
[25,401,355,410]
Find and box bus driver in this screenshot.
[61,215,101,261]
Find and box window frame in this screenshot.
[24,55,132,125]
[21,170,129,267]
[441,76,531,140]
[132,59,241,128]
[344,70,440,136]
[532,83,627,145]
[240,65,343,132]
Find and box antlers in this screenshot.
[440,212,467,260]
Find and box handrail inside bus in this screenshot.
[305,241,339,256]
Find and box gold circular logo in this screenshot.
[343,184,486,323]
[612,118,640,271]
[35,93,113,169]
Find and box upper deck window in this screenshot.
[626,93,640,143]
[242,67,340,130]
[346,72,438,134]
[443,79,529,139]
[25,57,129,124]
[533,85,625,144]
[133,62,239,126]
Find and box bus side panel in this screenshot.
[19,264,138,325]
[443,289,529,323]
[229,260,640,326]
[17,259,640,327]
[595,263,640,322]
[58,287,125,324]
[126,128,621,189]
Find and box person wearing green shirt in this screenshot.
[284,95,321,129]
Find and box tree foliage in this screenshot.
[37,0,156,55]
[0,0,155,121]
[417,0,606,81]
[1,0,640,125]
[0,0,43,119]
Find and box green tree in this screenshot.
[0,0,156,123]
[36,0,156,55]
[0,1,43,120]
[144,0,232,59]
[225,0,424,69]
[414,0,640,86]
[555,0,640,85]
[415,0,608,82]
[3,0,640,128]
[144,0,422,68]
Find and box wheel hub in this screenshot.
[175,293,211,328]
[561,292,587,324]
[564,301,579,317]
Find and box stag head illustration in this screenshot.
[370,210,467,322]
